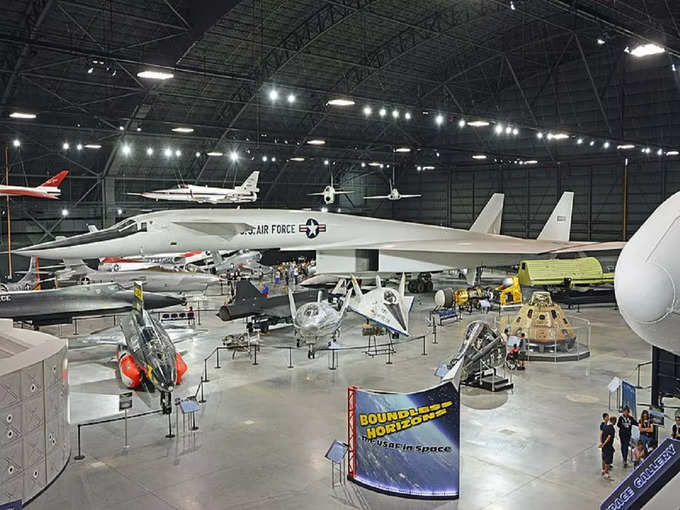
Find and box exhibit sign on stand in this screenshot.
[347,382,459,499]
[621,380,636,417]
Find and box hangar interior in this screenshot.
[1,0,680,509]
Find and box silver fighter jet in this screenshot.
[288,288,352,358]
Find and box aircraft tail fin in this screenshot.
[233,280,265,301]
[133,282,144,321]
[288,290,296,317]
[331,278,345,295]
[339,287,353,317]
[63,258,90,271]
[40,170,69,188]
[17,257,38,289]
[211,250,224,265]
[470,193,504,234]
[87,224,98,233]
[351,276,363,299]
[537,191,574,241]
[398,273,406,297]
[238,171,260,193]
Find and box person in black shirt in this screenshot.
[673,415,680,439]
[617,406,637,468]
[599,412,609,443]
[600,415,616,479]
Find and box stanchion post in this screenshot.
[421,336,427,356]
[252,343,258,366]
[166,408,175,439]
[203,358,209,383]
[432,322,438,344]
[191,412,199,431]
[215,348,221,369]
[74,424,84,460]
[199,377,206,403]
[288,347,293,369]
[123,409,129,449]
[73,318,79,335]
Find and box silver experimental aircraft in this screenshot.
[288,287,352,358]
[56,258,221,293]
[18,192,622,284]
[1,257,40,292]
[128,171,259,204]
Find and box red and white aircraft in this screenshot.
[0,170,69,199]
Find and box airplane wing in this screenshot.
[308,192,326,196]
[363,195,389,200]
[334,191,353,195]
[0,189,58,199]
[399,194,422,198]
[172,220,255,238]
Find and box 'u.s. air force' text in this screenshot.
[239,224,296,235]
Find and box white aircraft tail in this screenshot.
[398,273,406,296]
[16,257,39,289]
[339,287,353,316]
[470,193,504,234]
[238,171,260,193]
[288,290,297,317]
[537,191,574,241]
[63,258,91,272]
[87,224,98,233]
[351,276,363,299]
[211,250,224,265]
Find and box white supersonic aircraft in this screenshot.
[17,191,623,284]
[128,171,259,204]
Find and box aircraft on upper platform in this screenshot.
[0,170,68,199]
[17,192,623,289]
[308,176,353,205]
[364,180,421,201]
[128,171,259,204]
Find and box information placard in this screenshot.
[118,392,133,411]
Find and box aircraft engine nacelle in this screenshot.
[323,191,335,205]
[117,348,143,389]
[615,191,680,356]
[175,352,187,384]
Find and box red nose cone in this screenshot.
[175,352,187,384]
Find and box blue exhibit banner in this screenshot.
[348,381,460,499]
[600,438,680,510]
[621,380,636,417]
[0,501,22,510]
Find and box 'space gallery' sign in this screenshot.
[347,382,459,499]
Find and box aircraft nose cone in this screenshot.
[616,261,674,324]
[144,293,186,309]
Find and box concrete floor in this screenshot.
[26,278,670,510]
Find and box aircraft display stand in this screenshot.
[462,363,514,393]
[364,334,396,361]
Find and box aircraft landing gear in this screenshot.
[407,273,433,293]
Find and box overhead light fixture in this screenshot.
[395,147,411,153]
[379,107,387,117]
[422,165,435,170]
[269,89,279,101]
[505,126,512,134]
[589,140,596,146]
[290,157,305,161]
[630,43,665,58]
[642,147,651,154]
[137,70,173,80]
[207,151,223,156]
[195,152,201,158]
[307,139,325,145]
[597,38,606,46]
[146,147,154,156]
[657,149,664,156]
[271,156,276,162]
[576,138,584,145]
[230,151,239,161]
[666,150,679,156]
[363,105,372,116]
[368,162,382,167]
[524,160,538,165]
[76,143,83,151]
[175,149,182,157]
[118,126,124,131]
[163,148,173,157]
[495,124,504,134]
[327,98,355,106]
[287,93,296,104]
[61,209,69,217]
[603,141,610,149]
[435,114,444,126]
[458,119,466,128]
[9,112,36,119]
[510,1,516,10]
[360,162,366,167]
[172,127,194,133]
[324,159,329,165]
[12,139,20,148]
[472,154,487,160]
[617,144,635,150]
[551,133,569,140]
[537,132,544,139]
[404,112,412,120]
[136,127,141,132]
[122,144,131,155]
[62,142,70,150]
[392,109,399,119]
[262,155,268,162]
[512,128,519,136]
[468,120,490,127]
[117,209,123,215]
